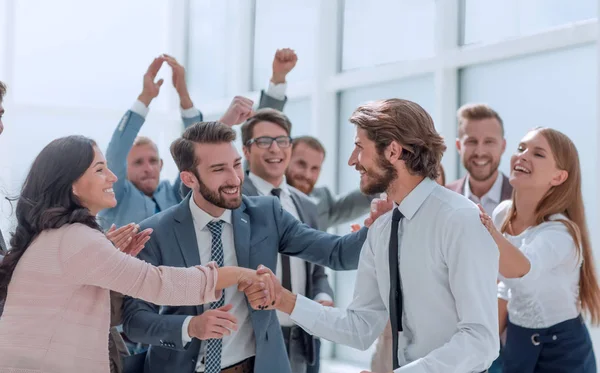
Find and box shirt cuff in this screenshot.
[396,358,426,373]
[313,292,333,303]
[181,316,193,345]
[290,294,322,331]
[131,100,150,118]
[180,106,201,119]
[266,81,287,100]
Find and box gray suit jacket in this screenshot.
[242,178,334,300]
[311,187,373,230]
[121,194,366,373]
[242,178,333,367]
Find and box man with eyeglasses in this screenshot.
[240,109,333,373]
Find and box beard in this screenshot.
[286,173,315,195]
[359,154,398,195]
[195,171,242,209]
[463,155,500,182]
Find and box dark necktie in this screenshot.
[388,208,404,370]
[271,188,292,291]
[205,220,225,373]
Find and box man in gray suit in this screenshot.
[98,51,294,229]
[286,136,372,230]
[122,122,384,373]
[240,111,333,373]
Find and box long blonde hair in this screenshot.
[500,128,600,325]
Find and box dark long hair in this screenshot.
[0,135,103,302]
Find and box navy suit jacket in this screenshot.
[122,194,366,373]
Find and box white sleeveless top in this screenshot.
[493,200,582,328]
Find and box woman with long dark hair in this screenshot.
[0,136,271,373]
[479,128,600,373]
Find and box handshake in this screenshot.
[237,265,283,311]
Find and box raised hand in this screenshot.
[271,48,298,84]
[219,96,254,127]
[363,193,393,228]
[162,54,193,110]
[138,57,165,106]
[187,304,238,340]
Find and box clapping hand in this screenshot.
[219,96,255,127]
[271,48,298,84]
[138,57,165,106]
[106,223,153,257]
[162,54,194,110]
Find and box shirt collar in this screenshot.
[465,172,503,203]
[397,177,437,220]
[188,195,232,230]
[248,172,289,197]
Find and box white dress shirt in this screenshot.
[181,197,255,372]
[464,172,504,216]
[290,178,500,373]
[493,200,582,329]
[247,173,331,327]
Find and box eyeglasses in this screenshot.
[246,136,293,149]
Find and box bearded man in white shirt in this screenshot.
[252,98,500,373]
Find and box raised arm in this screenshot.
[163,54,203,128]
[257,48,297,111]
[106,57,164,202]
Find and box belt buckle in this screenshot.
[531,333,540,346]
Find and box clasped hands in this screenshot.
[237,265,283,311]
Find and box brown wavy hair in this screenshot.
[349,99,446,179]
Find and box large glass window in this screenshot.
[187,0,231,102]
[342,0,436,71]
[284,99,312,138]
[252,0,318,89]
[13,0,170,110]
[334,75,435,364]
[462,0,597,45]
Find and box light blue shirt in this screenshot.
[290,178,500,373]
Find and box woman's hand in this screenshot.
[477,204,498,237]
[238,265,282,310]
[106,223,153,257]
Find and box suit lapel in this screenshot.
[232,202,251,269]
[242,173,259,197]
[172,195,201,268]
[500,173,513,201]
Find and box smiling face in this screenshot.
[286,142,325,195]
[457,118,506,182]
[183,142,244,210]
[72,146,118,215]
[509,129,568,193]
[127,142,163,197]
[347,127,397,195]
[243,121,291,185]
